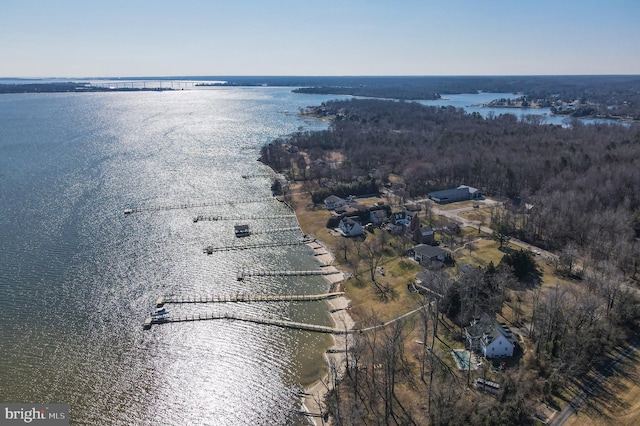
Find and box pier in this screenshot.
[236,269,340,281]
[203,239,311,254]
[193,214,296,222]
[144,299,429,334]
[249,226,302,235]
[124,197,276,215]
[241,173,273,179]
[156,292,344,306]
[144,312,343,333]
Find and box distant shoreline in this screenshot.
[0,82,173,94]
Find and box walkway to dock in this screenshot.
[156,292,344,306]
[144,301,428,334]
[124,197,276,215]
[236,269,341,281]
[203,239,312,254]
[193,214,297,222]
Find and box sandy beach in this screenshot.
[301,240,355,425]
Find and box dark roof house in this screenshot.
[411,244,446,264]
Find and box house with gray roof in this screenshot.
[369,208,388,225]
[324,195,346,210]
[411,244,446,264]
[339,217,364,237]
[465,313,516,358]
[428,185,482,204]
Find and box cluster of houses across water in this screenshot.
[324,185,517,371]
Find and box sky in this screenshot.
[1,0,639,78]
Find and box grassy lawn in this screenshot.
[433,200,479,211]
[459,208,493,225]
[343,250,425,325]
[454,235,505,268]
[563,350,640,426]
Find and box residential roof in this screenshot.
[412,244,446,259]
[419,226,434,235]
[457,184,480,194]
[466,313,514,344]
[324,195,344,204]
[370,209,388,219]
[428,185,480,201]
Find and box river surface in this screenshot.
[0,87,349,425]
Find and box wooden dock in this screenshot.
[203,239,311,254]
[241,173,273,179]
[249,226,302,235]
[193,214,296,222]
[124,197,276,215]
[156,292,344,306]
[144,312,346,334]
[236,269,340,281]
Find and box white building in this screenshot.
[324,195,346,210]
[339,217,364,237]
[465,313,516,358]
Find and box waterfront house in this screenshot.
[428,185,482,204]
[465,313,516,358]
[324,195,346,210]
[339,217,364,237]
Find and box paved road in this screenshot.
[549,342,639,426]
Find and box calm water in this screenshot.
[418,92,624,126]
[0,87,347,425]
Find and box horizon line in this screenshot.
[2,73,640,81]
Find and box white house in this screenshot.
[391,210,415,227]
[339,217,364,237]
[324,195,346,210]
[465,313,516,358]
